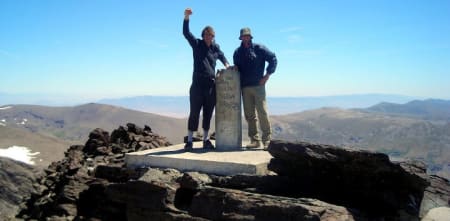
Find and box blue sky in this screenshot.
[1,0,450,104]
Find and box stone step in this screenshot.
[125,141,272,176]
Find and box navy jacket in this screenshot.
[233,42,277,87]
[183,20,228,84]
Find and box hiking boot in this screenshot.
[263,141,270,151]
[203,139,215,149]
[246,140,261,149]
[184,141,193,151]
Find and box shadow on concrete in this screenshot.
[147,147,265,155]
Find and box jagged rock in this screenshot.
[178,172,213,189]
[110,126,130,144]
[419,175,450,217]
[188,186,363,221]
[84,128,110,155]
[78,179,127,221]
[209,174,289,194]
[141,167,181,181]
[101,168,185,220]
[126,209,208,221]
[144,125,152,133]
[396,160,450,218]
[17,123,171,220]
[57,203,77,217]
[103,167,365,221]
[65,145,85,171]
[421,207,450,221]
[126,123,143,135]
[94,164,134,183]
[107,180,179,212]
[0,157,39,220]
[267,140,432,219]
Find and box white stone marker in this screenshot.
[215,69,242,150]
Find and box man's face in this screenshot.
[203,32,214,45]
[241,35,251,45]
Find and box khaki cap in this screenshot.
[239,27,253,40]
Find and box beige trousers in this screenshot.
[242,85,271,142]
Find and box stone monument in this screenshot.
[215,69,242,150]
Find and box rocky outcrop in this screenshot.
[16,124,450,220]
[17,123,171,220]
[267,140,430,218]
[0,157,39,220]
[419,174,450,217]
[101,169,362,221]
[422,207,450,221]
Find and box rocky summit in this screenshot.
[16,123,449,221]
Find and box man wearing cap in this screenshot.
[183,8,230,151]
[233,27,277,150]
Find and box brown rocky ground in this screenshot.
[15,123,450,220]
[0,157,39,220]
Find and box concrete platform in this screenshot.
[125,141,272,176]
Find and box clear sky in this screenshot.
[1,0,450,104]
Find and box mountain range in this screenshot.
[0,103,185,144]
[97,94,417,117]
[0,98,449,180]
[365,99,450,121]
[2,93,417,117]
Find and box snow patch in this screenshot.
[0,146,40,165]
[0,106,12,110]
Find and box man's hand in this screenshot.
[184,8,193,19]
[227,65,238,71]
[259,73,271,85]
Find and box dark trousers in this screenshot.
[188,82,216,132]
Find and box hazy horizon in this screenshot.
[1,93,425,118]
[0,92,423,106]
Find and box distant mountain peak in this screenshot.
[366,99,450,121]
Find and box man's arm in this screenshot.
[263,46,277,75]
[260,45,277,85]
[183,8,196,47]
[216,45,230,68]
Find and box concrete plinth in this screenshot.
[215,69,242,150]
[125,141,272,176]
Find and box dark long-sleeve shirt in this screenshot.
[183,20,228,83]
[233,42,277,87]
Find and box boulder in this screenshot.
[267,140,431,218]
[189,186,363,221]
[421,207,450,221]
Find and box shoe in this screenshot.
[184,141,193,151]
[263,141,270,151]
[246,141,261,149]
[203,139,215,149]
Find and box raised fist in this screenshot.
[184,8,193,16]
